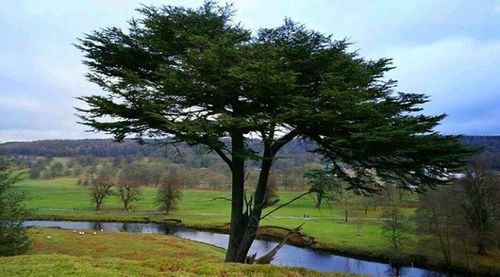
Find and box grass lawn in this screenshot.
[18,177,417,253]
[0,228,347,276]
[17,177,500,274]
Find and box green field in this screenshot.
[19,177,399,252]
[0,228,344,276]
[17,177,500,274]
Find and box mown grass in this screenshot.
[18,177,414,254]
[0,228,348,276]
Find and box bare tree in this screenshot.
[415,186,457,266]
[79,164,116,211]
[381,205,408,253]
[207,172,227,191]
[459,157,500,256]
[156,168,183,215]
[358,193,384,215]
[117,164,143,211]
[264,172,279,204]
[337,188,354,223]
[380,187,410,254]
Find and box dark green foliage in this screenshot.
[75,4,475,192]
[74,1,477,262]
[0,156,10,168]
[29,162,43,179]
[0,168,31,256]
[304,170,339,208]
[48,161,64,178]
[305,169,355,221]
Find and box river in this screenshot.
[24,220,450,277]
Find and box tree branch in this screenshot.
[211,197,232,202]
[271,128,299,154]
[253,223,304,264]
[213,147,234,172]
[260,191,311,220]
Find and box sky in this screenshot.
[0,0,499,142]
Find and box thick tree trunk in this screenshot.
[234,143,273,262]
[225,133,294,263]
[225,133,247,262]
[315,194,322,208]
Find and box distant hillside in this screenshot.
[460,136,500,153]
[0,138,320,166]
[0,139,160,157]
[1,136,500,172]
[1,136,499,157]
[459,136,500,169]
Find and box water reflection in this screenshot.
[24,220,448,277]
[92,222,102,231]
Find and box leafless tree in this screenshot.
[380,204,409,254]
[415,186,457,266]
[79,164,116,211]
[156,168,183,215]
[458,157,500,256]
[117,164,143,211]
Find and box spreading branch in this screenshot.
[260,191,311,220]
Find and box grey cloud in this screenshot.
[0,0,498,141]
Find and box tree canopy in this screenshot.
[76,1,476,262]
[0,168,31,256]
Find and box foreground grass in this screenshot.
[0,228,347,277]
[25,228,224,262]
[0,255,345,277]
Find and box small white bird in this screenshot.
[46,235,52,239]
[73,230,76,233]
[93,232,97,235]
[100,229,104,232]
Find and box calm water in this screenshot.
[25,220,447,277]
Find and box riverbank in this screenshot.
[0,228,344,277]
[25,215,500,276]
[18,179,500,276]
[23,220,442,276]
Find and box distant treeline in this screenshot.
[1,136,499,155]
[0,139,322,190]
[1,136,499,167]
[460,136,500,152]
[0,139,160,157]
[0,138,317,158]
[0,138,321,169]
[460,136,500,168]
